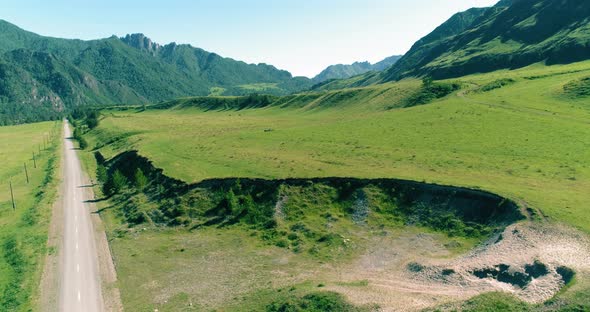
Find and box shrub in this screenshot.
[96,165,108,184]
[102,179,113,196]
[72,126,88,149]
[275,239,289,248]
[460,292,531,311]
[404,80,461,107]
[134,168,149,191]
[422,76,434,86]
[78,136,88,149]
[86,111,100,129]
[563,76,590,98]
[94,151,106,164]
[122,197,147,225]
[266,291,361,312]
[1,235,26,310]
[480,78,515,92]
[73,127,82,139]
[226,189,240,216]
[556,266,576,284]
[110,170,128,194]
[407,262,425,272]
[2,235,24,272]
[244,194,268,224]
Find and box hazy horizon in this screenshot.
[1,0,499,77]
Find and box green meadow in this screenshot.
[90,61,590,232]
[0,121,61,311]
[2,1,590,310]
[75,61,590,311]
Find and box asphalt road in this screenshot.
[59,121,104,312]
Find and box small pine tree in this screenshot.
[134,168,148,191]
[111,170,127,194]
[96,165,108,184]
[102,178,113,196]
[243,194,259,224]
[156,184,165,195]
[226,189,240,216]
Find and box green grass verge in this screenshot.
[0,121,62,311]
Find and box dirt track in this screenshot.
[328,222,590,311]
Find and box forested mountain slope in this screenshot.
[382,0,590,80]
[0,20,312,124]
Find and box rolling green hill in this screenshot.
[312,55,402,84]
[307,7,491,91]
[381,0,590,81]
[314,0,590,91]
[0,20,313,125]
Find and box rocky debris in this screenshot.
[404,223,590,304]
[351,190,369,225]
[274,195,288,220]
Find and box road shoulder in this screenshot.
[37,125,65,312]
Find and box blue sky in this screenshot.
[1,0,498,77]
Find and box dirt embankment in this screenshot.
[102,150,526,228]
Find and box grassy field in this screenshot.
[0,121,61,311]
[79,60,590,311]
[90,61,590,232]
[102,217,467,310]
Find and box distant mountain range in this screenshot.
[3,0,590,124]
[381,0,590,81]
[315,0,590,90]
[312,55,402,84]
[0,20,312,124]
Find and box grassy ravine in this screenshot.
[80,149,493,311]
[79,61,590,311]
[89,61,590,233]
[0,121,62,311]
[94,151,521,239]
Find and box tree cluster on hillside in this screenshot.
[403,78,461,107]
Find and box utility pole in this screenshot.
[24,163,29,184]
[33,152,37,169]
[9,180,16,211]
